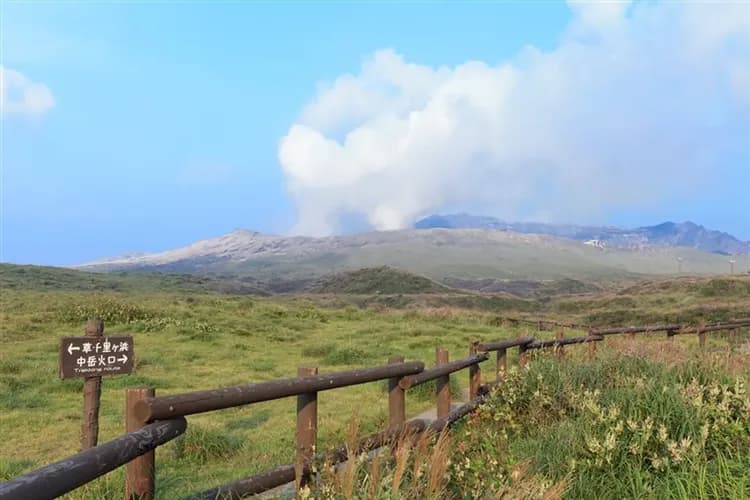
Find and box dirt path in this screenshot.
[408,388,471,423]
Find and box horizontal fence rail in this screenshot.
[589,323,680,336]
[673,321,750,335]
[187,420,428,500]
[135,361,425,421]
[589,320,750,336]
[0,417,186,499]
[526,335,604,350]
[498,317,589,330]
[399,353,488,389]
[186,464,297,500]
[477,336,535,352]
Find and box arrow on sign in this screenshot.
[67,343,80,355]
[118,355,128,364]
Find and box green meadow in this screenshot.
[1,265,748,498]
[0,288,530,498]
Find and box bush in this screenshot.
[57,297,155,325]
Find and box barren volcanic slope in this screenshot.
[78,228,741,284]
[416,215,750,255]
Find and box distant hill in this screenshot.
[77,227,742,285]
[0,264,271,295]
[442,277,601,297]
[4,263,749,326]
[311,266,451,295]
[415,214,750,255]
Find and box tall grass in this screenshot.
[306,343,748,499]
[455,346,749,499]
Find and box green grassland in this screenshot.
[0,264,271,296]
[311,266,452,295]
[0,264,749,498]
[0,283,526,497]
[310,274,750,328]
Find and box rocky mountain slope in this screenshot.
[415,215,750,255]
[77,228,742,284]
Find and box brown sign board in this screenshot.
[59,335,134,379]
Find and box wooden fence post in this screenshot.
[468,342,480,399]
[387,356,405,429]
[125,387,155,499]
[518,343,528,368]
[555,329,565,358]
[698,325,706,349]
[496,348,507,382]
[82,319,103,450]
[296,367,318,491]
[435,348,450,419]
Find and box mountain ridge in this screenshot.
[415,214,750,255]
[76,225,745,285]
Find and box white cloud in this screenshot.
[0,66,55,117]
[279,1,750,236]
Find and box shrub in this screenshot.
[344,349,746,498]
[57,297,155,325]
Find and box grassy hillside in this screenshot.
[442,277,601,297]
[312,266,453,295]
[550,275,750,326]
[0,264,270,296]
[308,274,750,327]
[3,263,749,326]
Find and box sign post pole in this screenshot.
[81,319,103,450]
[59,321,135,450]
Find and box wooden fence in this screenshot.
[1,319,748,499]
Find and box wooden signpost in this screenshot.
[60,320,134,450]
[59,334,134,379]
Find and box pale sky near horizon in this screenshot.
[2,0,749,266]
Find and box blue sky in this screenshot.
[2,1,748,265]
